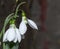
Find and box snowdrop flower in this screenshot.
[19,16,38,35]
[19,16,27,35]
[3,24,21,43]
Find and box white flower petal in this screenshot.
[15,28,21,43]
[19,21,27,35]
[6,28,16,42]
[3,30,8,42]
[27,19,38,30]
[13,35,17,43]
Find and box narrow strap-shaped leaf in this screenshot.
[5,44,10,49]
[3,43,6,49]
[3,43,10,49]
[11,44,19,49]
[12,45,19,49]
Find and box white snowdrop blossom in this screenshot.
[19,16,38,35]
[3,24,21,43]
[19,17,27,35]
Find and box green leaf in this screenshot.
[3,43,6,49]
[5,44,10,49]
[9,42,19,49]
[12,44,19,49]
[3,43,19,49]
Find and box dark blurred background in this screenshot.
[0,0,60,49]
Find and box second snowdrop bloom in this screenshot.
[19,16,38,35]
[3,24,21,43]
[19,16,27,35]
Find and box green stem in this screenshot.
[3,43,5,49]
[19,9,26,17]
[14,2,26,18]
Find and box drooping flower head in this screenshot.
[3,20,21,43]
[19,11,38,35]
